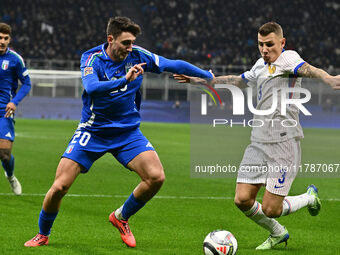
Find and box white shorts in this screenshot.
[237,138,301,196]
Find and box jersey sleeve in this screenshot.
[134,46,213,79]
[280,50,305,75]
[80,52,127,95]
[133,46,162,74]
[11,55,31,105]
[241,62,258,87]
[80,52,101,81]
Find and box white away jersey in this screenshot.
[242,50,306,143]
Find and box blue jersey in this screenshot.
[79,43,212,132]
[0,48,31,117]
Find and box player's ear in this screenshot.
[107,35,114,44]
[281,37,286,48]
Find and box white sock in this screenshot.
[281,193,314,216]
[114,205,125,220]
[244,201,285,236]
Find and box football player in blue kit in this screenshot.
[0,23,31,195]
[25,16,213,247]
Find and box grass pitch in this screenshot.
[0,119,339,255]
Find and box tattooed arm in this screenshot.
[173,73,247,88]
[212,75,247,88]
[297,63,340,89]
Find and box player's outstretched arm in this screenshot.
[173,71,214,86]
[159,56,213,79]
[173,73,247,89]
[213,75,248,88]
[298,63,340,90]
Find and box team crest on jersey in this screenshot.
[268,64,276,74]
[1,60,9,70]
[125,63,133,73]
[66,145,74,153]
[83,67,93,76]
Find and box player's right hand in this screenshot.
[5,102,16,118]
[125,63,146,82]
[324,75,340,90]
[173,74,212,86]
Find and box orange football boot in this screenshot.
[24,233,49,247]
[109,211,136,247]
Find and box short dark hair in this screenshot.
[107,16,141,38]
[0,22,11,35]
[258,22,283,37]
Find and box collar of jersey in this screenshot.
[101,43,110,60]
[264,48,285,65]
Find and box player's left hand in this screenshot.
[5,102,16,118]
[125,63,146,83]
[324,75,340,90]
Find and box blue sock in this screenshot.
[2,155,14,177]
[121,193,146,220]
[38,209,58,236]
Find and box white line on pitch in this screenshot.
[0,193,339,201]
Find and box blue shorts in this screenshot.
[62,127,155,172]
[0,117,15,141]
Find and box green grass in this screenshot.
[0,119,339,255]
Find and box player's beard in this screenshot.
[113,50,128,62]
[121,51,129,59]
[0,45,6,54]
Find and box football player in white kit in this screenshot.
[174,22,340,250]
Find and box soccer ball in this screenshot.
[203,230,237,255]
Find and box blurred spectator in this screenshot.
[322,98,333,112]
[172,100,181,109]
[0,0,339,73]
[139,0,340,73]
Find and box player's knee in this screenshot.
[0,149,11,162]
[262,205,281,218]
[51,182,71,197]
[145,166,165,188]
[234,195,255,211]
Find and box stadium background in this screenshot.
[0,1,340,255]
[1,0,340,122]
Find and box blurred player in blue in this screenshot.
[25,16,213,247]
[0,23,31,195]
